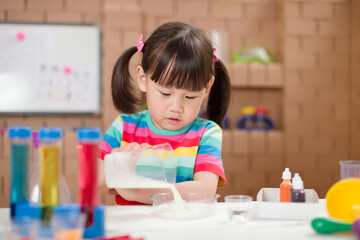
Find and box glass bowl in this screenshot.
[149,192,220,220]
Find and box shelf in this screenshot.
[222,129,283,155]
[225,62,283,89]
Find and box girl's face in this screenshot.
[137,67,214,131]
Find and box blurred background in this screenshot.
[0,0,359,206]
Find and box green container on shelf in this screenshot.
[231,47,275,64]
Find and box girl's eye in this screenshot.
[160,92,170,96]
[186,96,196,100]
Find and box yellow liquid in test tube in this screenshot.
[40,144,60,225]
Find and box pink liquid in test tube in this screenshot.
[77,128,101,227]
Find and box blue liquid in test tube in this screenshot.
[9,126,31,218]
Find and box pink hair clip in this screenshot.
[213,48,220,62]
[137,34,145,53]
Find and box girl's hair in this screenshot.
[112,22,230,126]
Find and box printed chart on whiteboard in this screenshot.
[0,23,101,114]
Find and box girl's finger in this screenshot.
[119,145,128,151]
[140,143,150,149]
[128,142,141,151]
[111,148,120,153]
[108,188,117,195]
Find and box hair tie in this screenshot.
[213,48,220,62]
[137,34,145,53]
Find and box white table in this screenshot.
[105,201,355,240]
[0,201,356,240]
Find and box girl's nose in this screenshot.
[169,97,184,112]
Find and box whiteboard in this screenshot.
[0,22,101,114]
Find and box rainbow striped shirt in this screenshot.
[99,110,227,205]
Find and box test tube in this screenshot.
[31,131,39,164]
[8,126,32,218]
[77,127,101,227]
[39,127,63,226]
[29,131,40,203]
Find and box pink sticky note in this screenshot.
[63,66,72,75]
[16,31,25,41]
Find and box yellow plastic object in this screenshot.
[326,178,360,223]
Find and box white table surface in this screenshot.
[0,201,357,240]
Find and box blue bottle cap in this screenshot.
[8,126,32,139]
[77,127,101,142]
[39,127,63,141]
[222,116,229,129]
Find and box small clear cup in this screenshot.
[52,212,85,240]
[225,195,252,224]
[9,217,39,239]
[339,160,360,179]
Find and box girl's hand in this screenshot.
[111,142,149,153]
[108,188,139,202]
[107,187,171,204]
[108,188,136,196]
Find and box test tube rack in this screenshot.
[10,127,105,239]
[14,201,105,238]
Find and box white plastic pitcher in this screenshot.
[104,143,177,189]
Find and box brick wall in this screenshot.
[351,0,360,159]
[0,0,356,206]
[283,0,351,197]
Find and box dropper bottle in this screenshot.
[280,168,292,202]
[290,173,305,202]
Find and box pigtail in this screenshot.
[111,46,141,113]
[207,60,231,127]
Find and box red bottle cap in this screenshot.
[255,107,267,114]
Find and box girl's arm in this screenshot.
[111,171,219,204]
[176,171,219,194]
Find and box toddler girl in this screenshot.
[99,22,231,205]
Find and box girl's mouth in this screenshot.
[167,117,180,124]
